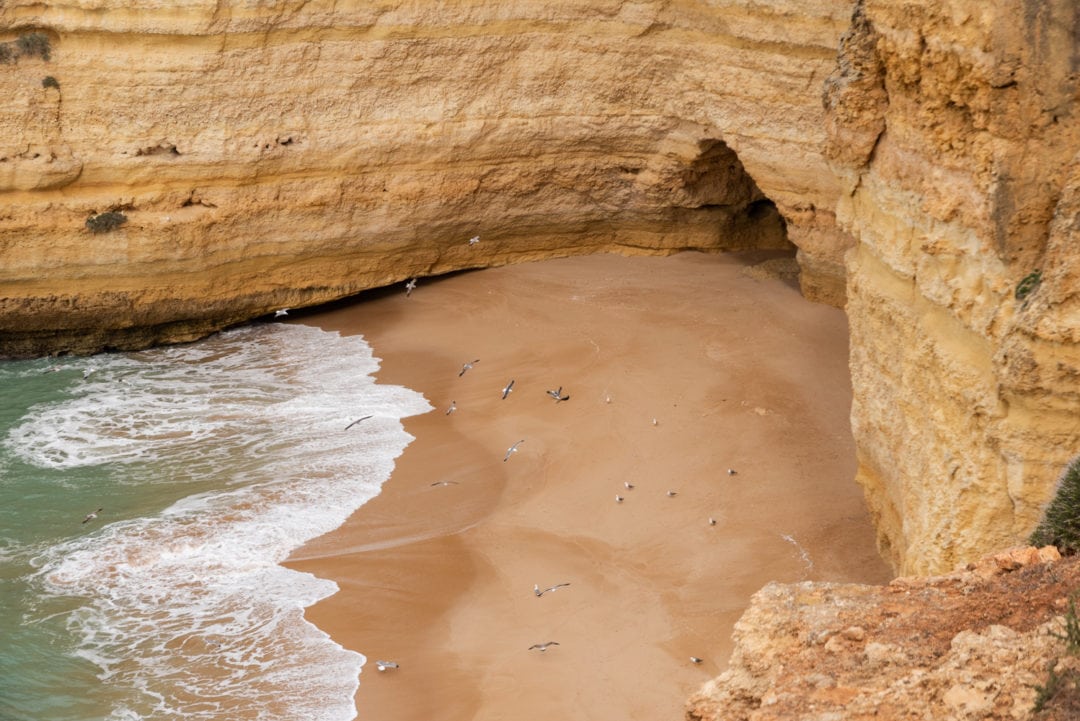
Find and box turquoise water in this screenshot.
[0,324,430,721]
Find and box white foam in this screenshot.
[12,324,430,720]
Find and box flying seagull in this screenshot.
[458,359,480,377]
[504,439,525,462]
[275,308,289,318]
[468,235,480,245]
[374,660,399,672]
[82,507,103,524]
[405,278,417,296]
[534,582,571,597]
[501,379,515,399]
[345,415,373,430]
[445,401,456,416]
[546,387,570,403]
[528,642,560,652]
[430,480,459,487]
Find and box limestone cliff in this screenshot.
[826,0,1080,575]
[0,0,857,357]
[686,547,1080,721]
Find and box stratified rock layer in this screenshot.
[0,0,858,357]
[828,0,1080,575]
[687,547,1080,721]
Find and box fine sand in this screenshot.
[285,251,893,721]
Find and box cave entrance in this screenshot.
[676,137,791,253]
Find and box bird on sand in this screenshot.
[528,642,560,652]
[375,660,399,671]
[727,468,737,476]
[345,415,373,430]
[458,359,480,377]
[690,656,703,664]
[546,386,570,403]
[504,439,525,462]
[624,482,635,490]
[445,401,457,415]
[275,308,289,318]
[666,490,678,497]
[615,494,624,503]
[501,379,515,399]
[82,508,103,524]
[708,517,717,526]
[534,582,570,597]
[405,278,417,296]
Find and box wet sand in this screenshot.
[285,251,893,721]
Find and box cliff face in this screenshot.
[827,0,1080,575]
[686,547,1080,721]
[0,0,854,356]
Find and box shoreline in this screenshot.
[285,251,893,720]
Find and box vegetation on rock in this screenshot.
[1031,457,1080,553]
[85,211,128,234]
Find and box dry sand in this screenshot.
[285,251,893,721]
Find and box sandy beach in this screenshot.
[285,251,893,721]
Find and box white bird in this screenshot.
[708,517,717,526]
[528,641,560,652]
[690,656,703,664]
[405,278,417,296]
[458,359,480,377]
[624,482,635,490]
[727,468,737,476]
[666,490,678,497]
[615,494,624,503]
[468,235,480,245]
[501,379,515,399]
[275,308,289,318]
[81,507,103,524]
[445,401,456,416]
[375,660,399,672]
[546,386,570,402]
[82,368,96,379]
[652,418,658,426]
[504,439,525,462]
[534,582,570,597]
[345,415,373,430]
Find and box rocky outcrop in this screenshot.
[827,0,1080,575]
[0,0,859,357]
[687,546,1080,721]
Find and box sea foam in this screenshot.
[9,324,430,720]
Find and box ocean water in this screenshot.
[0,323,431,721]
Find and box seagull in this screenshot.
[727,468,737,476]
[708,517,717,526]
[690,656,703,664]
[445,401,456,416]
[374,660,399,672]
[501,379,515,399]
[82,368,96,379]
[528,642,560,652]
[430,480,459,487]
[666,490,678,497]
[275,308,289,318]
[458,359,480,377]
[624,482,635,490]
[42,364,62,374]
[405,278,417,297]
[345,415,373,430]
[81,507,103,524]
[615,494,624,503]
[546,387,570,403]
[652,418,658,426]
[534,582,570,597]
[468,235,480,245]
[504,439,525,462]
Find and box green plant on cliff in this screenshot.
[85,211,128,234]
[15,33,51,61]
[1031,457,1080,553]
[41,75,59,89]
[1016,270,1043,301]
